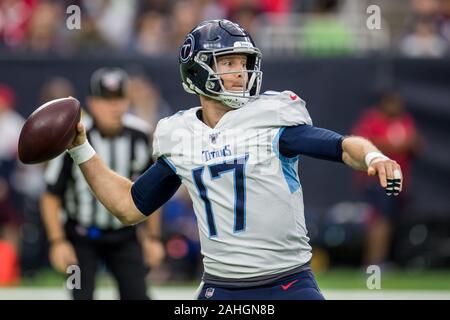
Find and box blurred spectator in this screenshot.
[137,0,172,15]
[399,17,448,57]
[81,0,138,50]
[68,14,111,54]
[229,4,261,37]
[0,0,38,51]
[224,0,292,20]
[133,11,169,56]
[199,0,227,21]
[0,84,25,285]
[39,76,75,102]
[260,0,292,14]
[410,0,440,20]
[221,0,259,17]
[169,0,202,52]
[127,67,173,131]
[21,1,65,54]
[352,91,422,267]
[438,0,450,42]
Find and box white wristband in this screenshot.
[365,151,389,167]
[67,140,96,165]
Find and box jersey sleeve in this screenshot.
[279,124,344,162]
[278,91,313,126]
[131,157,182,216]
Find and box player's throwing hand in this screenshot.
[68,122,87,149]
[367,156,403,196]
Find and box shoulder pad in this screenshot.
[244,90,312,128]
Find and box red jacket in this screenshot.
[352,107,419,190]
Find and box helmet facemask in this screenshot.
[194,47,263,109]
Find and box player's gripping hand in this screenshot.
[68,122,87,150]
[367,158,403,196]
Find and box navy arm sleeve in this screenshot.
[131,157,182,216]
[279,125,344,163]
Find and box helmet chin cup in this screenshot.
[220,95,250,109]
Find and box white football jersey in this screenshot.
[153,91,313,279]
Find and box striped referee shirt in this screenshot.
[44,113,152,230]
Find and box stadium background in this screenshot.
[0,0,449,299]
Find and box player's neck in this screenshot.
[199,95,232,128]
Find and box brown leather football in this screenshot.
[18,97,81,164]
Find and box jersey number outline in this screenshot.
[192,155,248,237]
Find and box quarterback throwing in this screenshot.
[66,20,402,300]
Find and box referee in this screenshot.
[40,68,163,300]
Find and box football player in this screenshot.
[66,20,402,300]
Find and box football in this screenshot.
[18,97,81,164]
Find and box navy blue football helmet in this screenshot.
[179,19,263,109]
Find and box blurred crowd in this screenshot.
[398,0,450,57]
[0,0,449,58]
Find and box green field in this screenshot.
[16,268,450,291]
[315,268,450,290]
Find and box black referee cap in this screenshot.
[89,67,128,98]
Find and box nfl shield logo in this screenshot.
[209,132,219,144]
[205,287,215,299]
